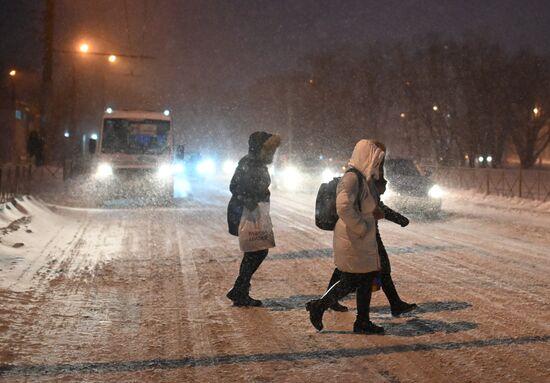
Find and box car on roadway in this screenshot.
[382,158,443,215]
[272,156,345,191]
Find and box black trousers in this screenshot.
[327,229,402,307]
[233,249,269,292]
[322,271,378,322]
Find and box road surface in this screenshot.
[1,183,549,382]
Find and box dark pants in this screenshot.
[327,229,402,308]
[231,249,269,295]
[322,271,378,322]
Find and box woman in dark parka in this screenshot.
[227,131,281,306]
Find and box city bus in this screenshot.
[89,109,180,202]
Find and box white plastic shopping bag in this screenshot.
[238,202,276,252]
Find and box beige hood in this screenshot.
[348,139,385,180]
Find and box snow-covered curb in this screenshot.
[443,188,550,213]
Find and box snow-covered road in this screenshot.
[1,185,549,382]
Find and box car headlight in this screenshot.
[95,163,113,179]
[196,159,216,176]
[428,184,443,198]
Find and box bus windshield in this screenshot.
[101,119,170,155]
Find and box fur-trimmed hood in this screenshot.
[348,139,385,180]
[248,131,281,160]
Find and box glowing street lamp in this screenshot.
[432,105,439,112]
[79,43,90,53]
[533,107,540,117]
[9,69,16,77]
[108,55,117,63]
[400,112,406,118]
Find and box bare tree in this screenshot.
[507,52,550,168]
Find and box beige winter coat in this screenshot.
[333,140,385,274]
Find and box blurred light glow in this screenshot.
[400,112,406,118]
[64,131,70,138]
[533,107,539,116]
[322,168,336,183]
[432,105,439,111]
[174,178,191,198]
[196,159,216,176]
[384,185,396,198]
[428,184,444,199]
[172,163,184,175]
[90,133,98,140]
[478,156,484,163]
[487,156,493,163]
[157,163,173,179]
[95,163,113,179]
[223,160,238,175]
[108,55,117,63]
[163,109,170,116]
[79,43,89,53]
[105,107,113,114]
[282,166,301,190]
[9,69,16,77]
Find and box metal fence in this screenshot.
[425,166,550,201]
[0,164,32,204]
[0,161,79,204]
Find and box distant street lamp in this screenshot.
[432,105,439,112]
[9,69,16,77]
[108,55,117,63]
[79,43,89,53]
[400,112,406,118]
[533,107,540,117]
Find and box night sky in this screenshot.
[2,0,550,147]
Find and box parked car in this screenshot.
[382,158,443,215]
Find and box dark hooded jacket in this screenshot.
[227,132,275,236]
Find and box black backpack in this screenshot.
[315,168,364,230]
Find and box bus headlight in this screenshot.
[428,184,443,199]
[157,163,173,179]
[95,163,113,179]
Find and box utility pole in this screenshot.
[41,0,55,163]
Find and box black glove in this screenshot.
[380,203,409,227]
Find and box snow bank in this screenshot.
[0,196,71,291]
[444,188,550,213]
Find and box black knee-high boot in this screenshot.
[325,268,348,312]
[227,249,268,306]
[306,274,356,331]
[354,272,384,334]
[378,231,416,316]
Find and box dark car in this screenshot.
[382,158,443,214]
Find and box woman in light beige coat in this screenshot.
[306,139,386,334]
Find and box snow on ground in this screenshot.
[0,183,549,382]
